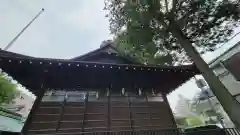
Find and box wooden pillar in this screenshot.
[127,94,133,131]
[107,88,111,131]
[21,85,46,134]
[21,69,48,135]
[145,94,153,126]
[162,93,177,129]
[81,92,89,133]
[56,92,67,132]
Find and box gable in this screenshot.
[71,45,137,64]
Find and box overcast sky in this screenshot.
[1,0,240,110]
[0,0,111,58]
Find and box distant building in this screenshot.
[174,95,205,128]
[174,42,240,128]
[5,92,34,117]
[175,95,197,118]
[193,79,235,128]
[0,114,23,132]
[209,42,240,103]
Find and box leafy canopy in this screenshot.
[104,0,240,65]
[0,73,18,104]
[113,31,175,65]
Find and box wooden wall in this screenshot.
[26,97,176,135]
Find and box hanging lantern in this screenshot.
[65,92,68,99]
[96,92,99,100]
[122,88,125,95]
[107,89,110,97]
[152,89,156,96]
[138,88,142,96]
[84,93,87,100]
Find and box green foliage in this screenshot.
[175,117,188,127]
[114,31,174,65]
[175,116,204,128]
[186,116,204,128]
[104,0,240,64]
[105,0,240,127]
[0,74,18,104]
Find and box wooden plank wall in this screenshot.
[26,96,176,135]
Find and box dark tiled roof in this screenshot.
[0,48,200,94]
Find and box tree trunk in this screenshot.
[170,24,240,129]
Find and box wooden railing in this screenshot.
[0,128,240,135]
[0,107,24,122]
[182,128,240,135]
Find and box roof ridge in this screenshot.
[208,41,240,65]
[71,44,118,60]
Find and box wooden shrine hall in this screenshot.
[0,43,200,135]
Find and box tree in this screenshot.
[175,117,188,128]
[104,0,240,128]
[175,116,204,128]
[186,116,204,128]
[113,31,175,65]
[0,73,18,104]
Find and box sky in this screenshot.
[0,0,111,58]
[1,0,240,111]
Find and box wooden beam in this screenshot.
[162,94,177,128]
[107,89,111,131]
[233,93,240,98]
[128,94,133,131]
[56,92,67,132]
[145,94,153,126]
[107,89,111,135]
[21,85,46,134]
[81,92,89,133]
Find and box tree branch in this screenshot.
[171,0,177,14]
[177,0,202,29]
[156,11,169,28]
[177,14,188,29]
[164,0,169,13]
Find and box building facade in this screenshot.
[4,92,35,118]
[12,92,35,117]
[191,87,234,128]
[0,42,200,134]
[209,42,240,103]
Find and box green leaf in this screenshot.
[0,73,18,104]
[104,0,240,65]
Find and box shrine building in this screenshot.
[0,42,200,135]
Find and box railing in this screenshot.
[225,128,240,135]
[71,128,239,135]
[0,128,239,135]
[182,128,240,135]
[0,107,24,122]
